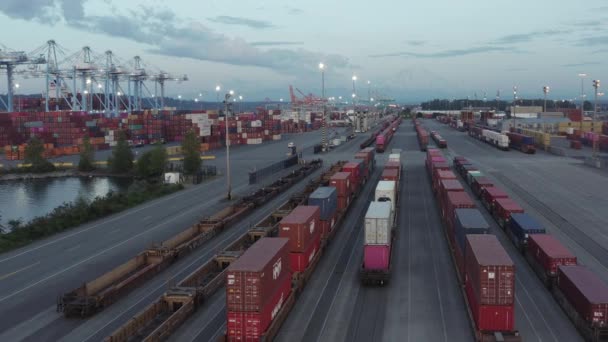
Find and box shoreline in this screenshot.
[0,170,134,181]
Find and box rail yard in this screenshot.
[0,117,607,342]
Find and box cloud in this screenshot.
[577,36,608,46]
[370,46,513,58]
[208,15,275,29]
[592,48,608,54]
[405,40,426,46]
[251,41,304,46]
[286,7,304,15]
[561,62,601,67]
[490,30,570,45]
[0,1,349,75]
[0,0,59,21]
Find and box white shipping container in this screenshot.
[272,134,282,140]
[388,153,400,163]
[364,202,392,245]
[482,129,509,149]
[375,181,397,212]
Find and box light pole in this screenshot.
[578,73,587,113]
[225,90,235,200]
[279,98,283,110]
[14,83,20,112]
[593,80,600,157]
[177,95,182,110]
[543,86,550,112]
[512,86,517,128]
[215,85,221,112]
[239,95,243,114]
[319,62,327,149]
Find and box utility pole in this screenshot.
[578,73,587,114]
[543,86,550,112]
[593,80,600,158]
[225,90,234,200]
[319,63,327,150]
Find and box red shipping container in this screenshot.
[557,265,608,327]
[465,235,515,306]
[337,195,350,212]
[330,172,351,198]
[342,162,362,188]
[385,161,401,171]
[439,179,465,209]
[465,279,515,332]
[227,273,292,341]
[431,161,450,175]
[527,234,577,277]
[289,233,321,272]
[471,177,494,198]
[493,198,524,228]
[481,186,509,210]
[226,238,290,312]
[363,244,391,270]
[433,169,456,193]
[444,192,476,239]
[279,206,321,253]
[453,239,465,281]
[381,169,399,186]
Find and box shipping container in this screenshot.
[227,273,292,341]
[363,245,390,270]
[465,170,482,186]
[385,160,401,171]
[279,206,321,253]
[226,238,290,312]
[480,186,509,211]
[308,187,338,221]
[507,213,546,251]
[526,234,577,286]
[329,172,351,198]
[388,153,400,163]
[375,181,397,212]
[364,202,393,245]
[444,192,476,239]
[465,280,515,332]
[289,234,321,272]
[381,169,399,184]
[557,265,608,329]
[342,161,364,188]
[454,209,490,255]
[471,177,494,198]
[493,198,524,228]
[465,235,515,306]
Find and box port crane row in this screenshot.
[0,40,187,114]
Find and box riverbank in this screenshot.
[0,169,133,181]
[0,181,184,253]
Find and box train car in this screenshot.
[482,130,510,151]
[431,131,447,148]
[524,234,577,288]
[506,132,536,154]
[506,213,546,252]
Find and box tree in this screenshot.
[24,136,55,172]
[78,135,95,171]
[108,131,134,173]
[182,129,201,175]
[136,144,167,179]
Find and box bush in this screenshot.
[0,182,183,253]
[108,131,134,174]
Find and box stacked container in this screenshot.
[526,234,577,283]
[453,209,490,280]
[465,235,515,332]
[363,201,393,271]
[308,187,338,239]
[375,181,397,212]
[471,177,494,198]
[443,192,476,244]
[433,169,456,194]
[556,265,608,328]
[330,172,352,211]
[507,213,546,251]
[480,186,509,211]
[279,206,321,273]
[493,198,524,228]
[342,161,364,189]
[226,238,291,341]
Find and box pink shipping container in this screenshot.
[363,245,391,270]
[279,206,321,253]
[465,235,515,306]
[330,172,351,198]
[527,234,577,276]
[342,161,362,188]
[557,265,608,327]
[226,238,290,312]
[227,273,292,341]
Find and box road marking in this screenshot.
[189,296,226,342]
[110,229,120,234]
[0,261,41,281]
[142,215,152,221]
[516,278,560,342]
[515,295,542,341]
[0,305,59,341]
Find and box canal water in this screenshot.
[0,177,132,225]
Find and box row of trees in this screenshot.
[22,129,203,178]
[419,98,586,111]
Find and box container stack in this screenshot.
[308,187,338,240]
[464,235,515,333]
[330,172,352,211]
[341,161,364,190]
[363,201,393,271]
[226,238,292,341]
[279,206,321,273]
[452,209,490,279]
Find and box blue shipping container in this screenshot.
[454,208,490,252]
[308,187,337,221]
[509,213,545,243]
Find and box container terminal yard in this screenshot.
[0,108,607,341]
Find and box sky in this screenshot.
[1,0,608,102]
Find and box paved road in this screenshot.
[0,126,363,341]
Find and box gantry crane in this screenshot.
[0,43,46,112]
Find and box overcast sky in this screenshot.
[1,0,608,102]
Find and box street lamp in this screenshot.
[319,62,327,149]
[593,80,600,157]
[215,85,221,111]
[579,73,587,112]
[367,80,371,103]
[512,86,517,128]
[178,94,182,110]
[238,95,243,113]
[543,86,550,112]
[14,83,20,111]
[224,91,235,200]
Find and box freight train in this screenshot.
[426,148,521,342]
[454,156,608,342]
[359,153,402,285]
[430,130,447,148]
[57,161,322,318]
[506,132,536,154]
[469,125,509,151]
[375,116,402,153]
[413,118,429,151]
